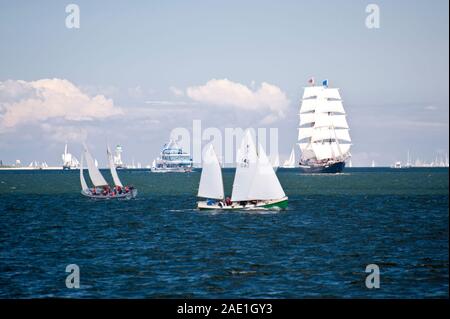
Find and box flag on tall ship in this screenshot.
[322,79,329,87]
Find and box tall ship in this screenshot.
[151,140,193,173]
[297,79,352,173]
[62,143,80,170]
[113,145,124,168]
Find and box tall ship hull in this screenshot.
[298,160,345,174]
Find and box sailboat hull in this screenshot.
[197,197,288,211]
[81,189,137,199]
[298,161,345,174]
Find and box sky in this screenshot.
[0,0,448,167]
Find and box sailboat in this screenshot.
[80,144,137,199]
[271,154,280,169]
[298,79,352,173]
[281,148,296,168]
[404,150,412,168]
[197,130,288,210]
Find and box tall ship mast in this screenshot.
[297,78,352,173]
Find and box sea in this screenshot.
[0,167,448,298]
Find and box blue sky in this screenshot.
[0,0,448,166]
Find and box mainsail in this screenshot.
[198,144,224,200]
[247,144,286,200]
[79,154,89,192]
[83,144,108,187]
[231,130,258,202]
[298,85,351,162]
[107,146,123,188]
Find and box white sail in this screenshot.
[311,143,332,161]
[299,112,315,125]
[312,142,351,160]
[302,86,322,99]
[316,100,345,114]
[83,144,108,187]
[198,144,224,200]
[271,154,280,168]
[322,88,341,100]
[311,127,351,142]
[79,154,89,192]
[314,113,349,129]
[300,99,317,113]
[247,144,286,200]
[282,148,296,167]
[107,146,123,188]
[298,84,351,162]
[298,142,310,152]
[298,127,314,140]
[231,130,258,202]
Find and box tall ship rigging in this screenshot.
[297,79,352,173]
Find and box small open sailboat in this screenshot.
[80,144,137,199]
[197,130,288,210]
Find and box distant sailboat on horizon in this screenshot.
[281,147,296,168]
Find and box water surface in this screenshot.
[0,168,448,298]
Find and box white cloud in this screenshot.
[170,86,184,97]
[40,123,89,142]
[128,85,144,99]
[0,78,123,129]
[186,78,290,123]
[424,105,438,111]
[144,100,196,106]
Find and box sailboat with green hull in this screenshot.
[197,130,288,210]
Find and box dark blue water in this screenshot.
[0,168,448,298]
